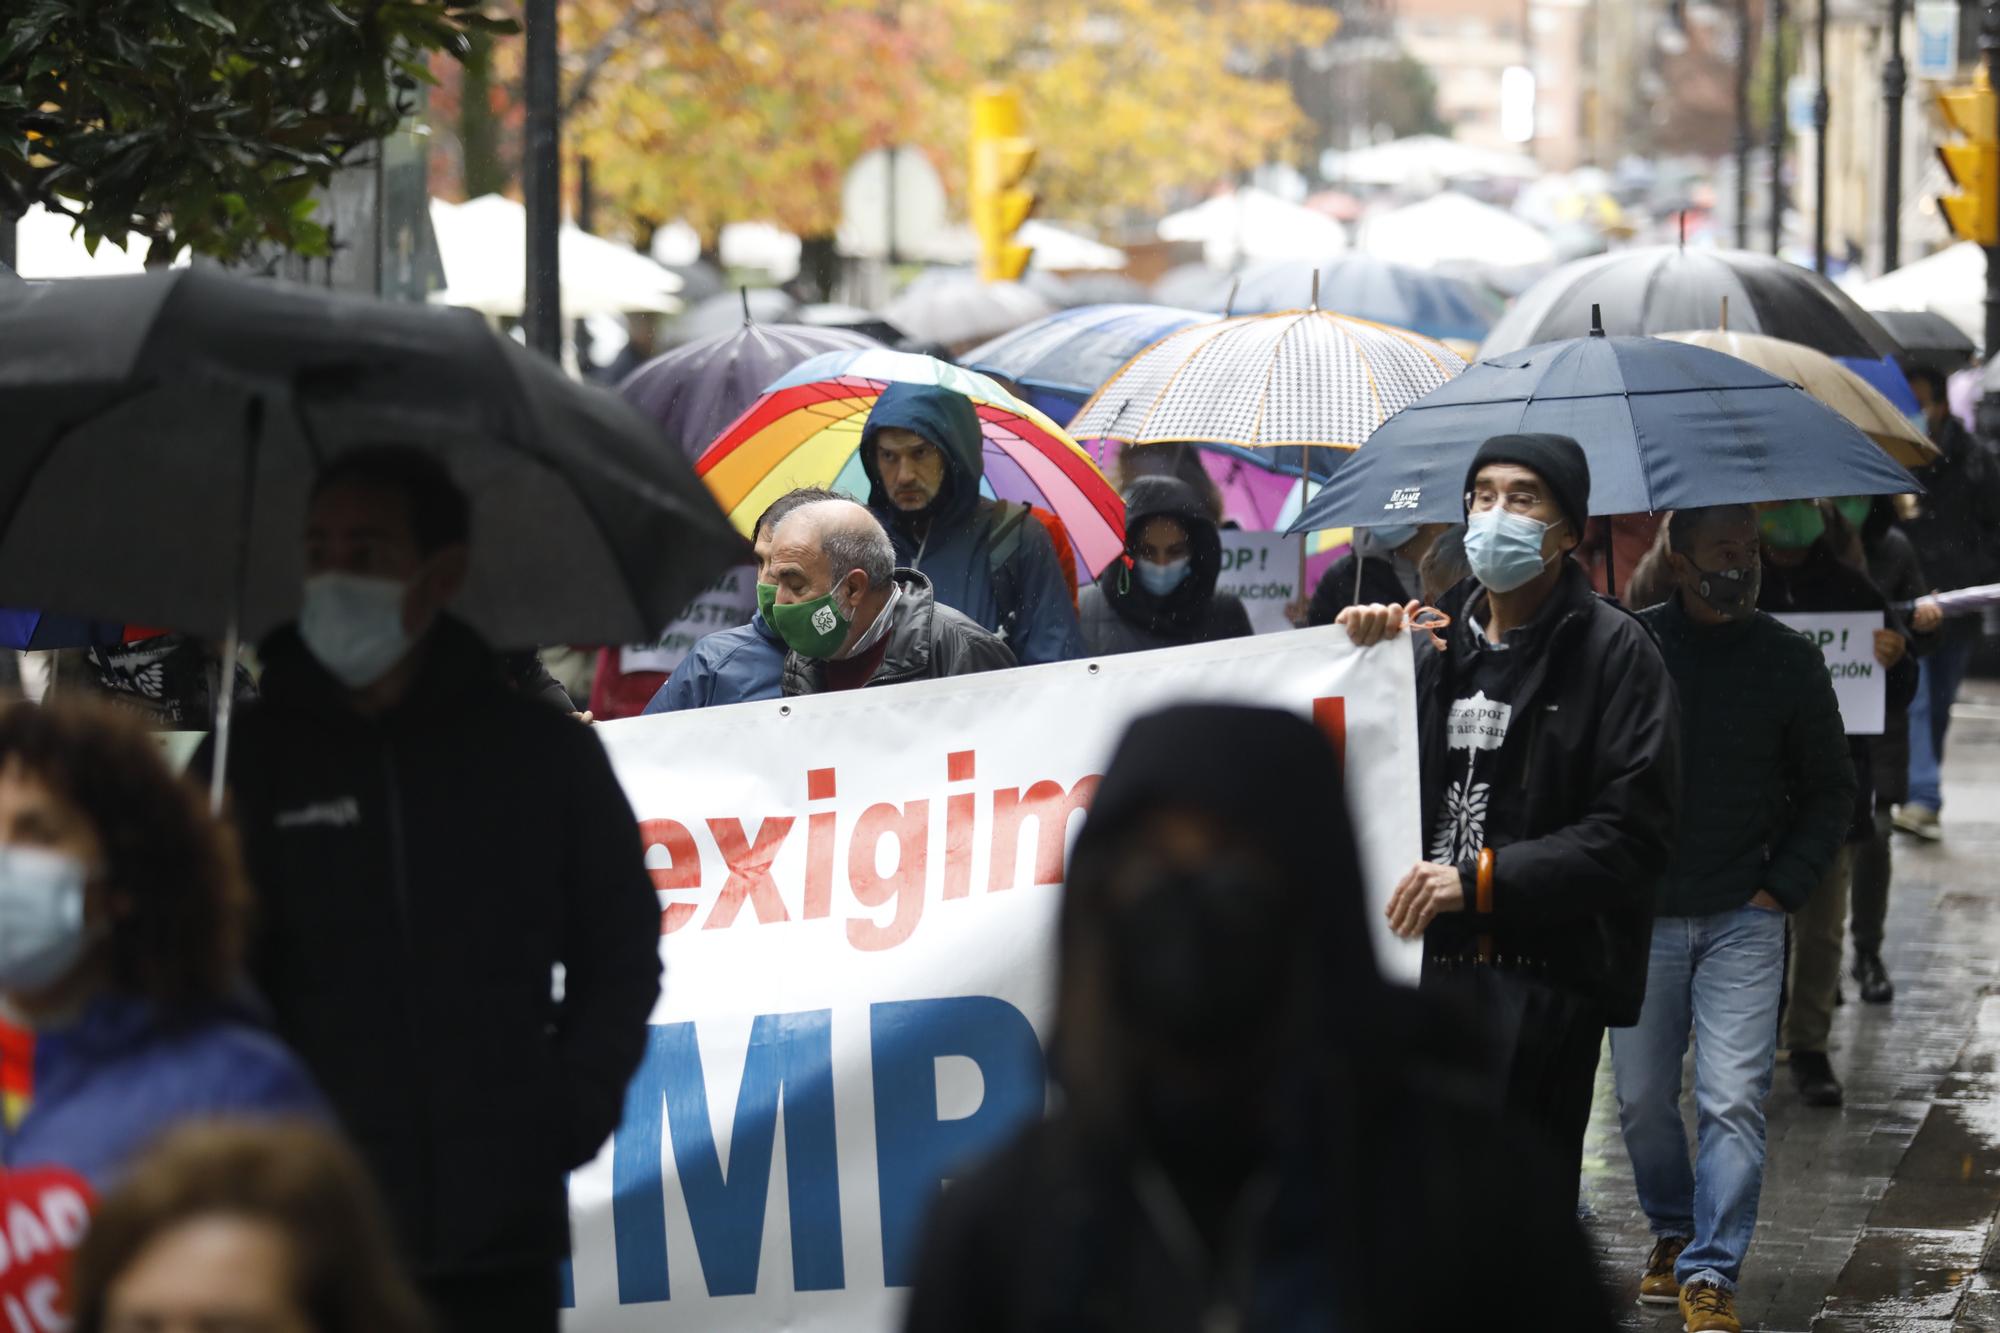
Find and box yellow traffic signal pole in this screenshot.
[970,87,1036,283]
[1937,52,1999,352]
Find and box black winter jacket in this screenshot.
[1902,413,2000,602]
[1417,563,1681,1026]
[1639,595,1855,916]
[199,619,661,1276]
[781,569,1015,694]
[1079,476,1252,655]
[1308,552,1414,626]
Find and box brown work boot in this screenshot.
[1680,1280,1740,1333]
[1640,1235,1688,1304]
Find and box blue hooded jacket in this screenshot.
[859,382,1084,666]
[0,994,326,1189]
[643,613,787,713]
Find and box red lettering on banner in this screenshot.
[0,1166,94,1333]
[639,819,703,935]
[1313,696,1346,769]
[804,767,838,920]
[988,776,1100,890]
[943,750,977,900]
[704,818,796,928]
[848,800,930,950]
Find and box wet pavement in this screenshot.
[1583,680,2000,1331]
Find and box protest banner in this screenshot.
[564,626,1422,1330]
[1214,531,1304,633]
[1774,611,1886,735]
[620,565,758,676]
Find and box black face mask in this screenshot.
[1686,559,1759,621]
[1107,858,1291,1058]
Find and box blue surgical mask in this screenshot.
[0,845,91,993]
[1366,522,1422,551]
[1464,509,1561,593]
[299,572,416,689]
[1136,557,1192,596]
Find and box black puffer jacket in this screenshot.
[781,569,1015,694]
[198,619,661,1277]
[1077,476,1251,655]
[1417,562,1682,1026]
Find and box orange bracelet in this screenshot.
[1476,847,1496,963]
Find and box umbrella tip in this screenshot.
[1679,210,1687,249]
[1224,276,1240,319]
[740,286,752,326]
[1590,303,1605,337]
[1309,268,1320,313]
[1719,294,1729,331]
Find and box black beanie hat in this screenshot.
[1463,432,1591,534]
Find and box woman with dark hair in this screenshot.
[1078,477,1252,655]
[0,702,321,1186]
[70,1120,429,1333]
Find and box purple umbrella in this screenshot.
[619,322,881,460]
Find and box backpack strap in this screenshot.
[985,502,1034,643]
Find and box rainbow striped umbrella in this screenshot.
[696,348,1126,577]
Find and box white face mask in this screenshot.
[298,571,416,688]
[0,845,91,993]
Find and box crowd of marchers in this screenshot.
[0,360,1993,1333]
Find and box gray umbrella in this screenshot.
[0,268,747,798]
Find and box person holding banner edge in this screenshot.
[1337,432,1681,1211]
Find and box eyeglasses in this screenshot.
[1465,489,1548,516]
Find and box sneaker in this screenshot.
[1680,1280,1741,1333]
[1640,1235,1689,1304]
[1892,804,1942,841]
[1790,1050,1844,1107]
[1854,950,1895,1004]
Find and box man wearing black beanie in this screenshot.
[1339,431,1681,1216]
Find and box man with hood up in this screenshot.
[903,705,1614,1331]
[1078,476,1252,654]
[859,381,1085,665]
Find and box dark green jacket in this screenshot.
[1640,594,1855,916]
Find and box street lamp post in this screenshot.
[1985,0,2000,357]
[1813,0,1830,272]
[522,0,561,360]
[1737,0,1753,247]
[1882,0,1906,272]
[1769,0,1788,255]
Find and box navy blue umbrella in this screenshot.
[620,321,880,460]
[959,303,1211,425]
[1230,255,1502,343]
[1287,326,1921,533]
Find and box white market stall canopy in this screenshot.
[1156,188,1349,268]
[429,195,684,318]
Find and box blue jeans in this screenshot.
[1611,903,1787,1292]
[1907,637,1975,811]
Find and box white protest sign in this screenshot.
[1774,611,1886,735]
[1214,531,1303,633]
[564,627,1422,1330]
[620,565,757,676]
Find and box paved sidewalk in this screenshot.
[1583,682,2000,1331]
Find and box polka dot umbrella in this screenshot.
[696,348,1125,578]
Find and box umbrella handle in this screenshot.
[209,396,264,818]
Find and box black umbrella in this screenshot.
[1479,246,1903,361]
[0,268,747,797]
[619,322,880,461]
[1870,309,1977,376]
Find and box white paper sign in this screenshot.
[1774,611,1886,735]
[619,566,757,676]
[1214,531,1303,633]
[564,628,1422,1329]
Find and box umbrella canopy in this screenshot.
[1024,270,1152,309]
[959,304,1213,424]
[428,196,683,318]
[1482,246,1903,360]
[1838,356,1924,418]
[1320,135,1540,187]
[1286,332,1922,534]
[881,277,1056,349]
[1156,188,1349,267]
[1150,263,1240,312]
[1657,329,1936,467]
[794,303,906,346]
[619,323,881,461]
[1230,255,1502,342]
[1065,309,1466,480]
[0,267,746,650]
[0,610,146,651]
[1841,242,1982,346]
[1869,309,1978,375]
[1354,193,1558,273]
[671,287,800,344]
[697,348,1125,578]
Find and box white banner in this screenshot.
[620,566,759,676]
[1214,531,1303,634]
[1774,611,1886,736]
[564,627,1421,1330]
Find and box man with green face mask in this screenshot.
[769,499,1015,695]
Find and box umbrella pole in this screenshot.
[209,397,265,817]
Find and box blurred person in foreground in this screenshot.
[643,485,841,714]
[1613,505,1853,1332]
[198,446,660,1333]
[71,1120,428,1333]
[1895,365,2000,840]
[902,705,1615,1331]
[1339,433,1680,1204]
[860,382,1084,664]
[1755,499,1914,1109]
[1079,477,1251,655]
[1306,521,1450,625]
[0,702,321,1187]
[770,499,1014,694]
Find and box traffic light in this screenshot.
[969,86,1035,282]
[1937,73,1998,247]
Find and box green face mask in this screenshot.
[1832,496,1871,531]
[755,581,776,622]
[1759,501,1827,551]
[770,589,851,659]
